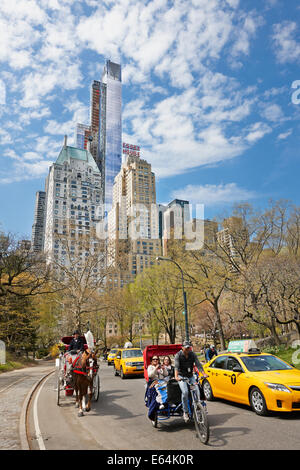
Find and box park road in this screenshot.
[24,360,300,450]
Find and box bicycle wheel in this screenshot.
[193,402,209,444]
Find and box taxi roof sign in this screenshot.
[227,339,257,353]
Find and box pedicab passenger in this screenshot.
[146,356,169,411]
[162,356,175,380]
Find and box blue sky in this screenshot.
[0,0,300,238]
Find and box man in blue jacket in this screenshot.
[205,344,218,362]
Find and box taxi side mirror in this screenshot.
[116,355,121,359]
[233,366,243,373]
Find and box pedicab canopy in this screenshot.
[143,344,182,381]
[227,339,257,353]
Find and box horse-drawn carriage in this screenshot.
[56,335,100,414]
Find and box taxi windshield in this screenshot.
[122,349,143,358]
[241,355,293,372]
[110,349,118,354]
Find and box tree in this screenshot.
[132,263,184,344]
[0,232,51,299]
[166,230,229,350]
[221,202,300,342]
[0,293,38,353]
[50,235,108,331]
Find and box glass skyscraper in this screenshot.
[101,60,122,211]
[75,60,122,212]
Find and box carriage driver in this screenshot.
[68,330,85,354]
[64,331,85,386]
[174,340,206,423]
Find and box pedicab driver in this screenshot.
[174,340,206,423]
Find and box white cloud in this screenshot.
[44,99,89,143]
[0,0,288,188]
[1,148,54,184]
[122,74,269,178]
[20,61,83,108]
[272,21,300,63]
[171,183,257,206]
[23,152,43,161]
[245,122,272,143]
[260,103,286,123]
[277,129,293,140]
[0,128,12,145]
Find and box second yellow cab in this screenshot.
[202,348,300,415]
[113,348,144,379]
[107,348,118,365]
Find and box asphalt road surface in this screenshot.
[24,360,300,451]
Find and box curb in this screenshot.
[19,369,55,450]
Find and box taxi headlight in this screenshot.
[127,362,134,366]
[265,383,291,393]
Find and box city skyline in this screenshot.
[0,1,300,238]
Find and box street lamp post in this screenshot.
[156,256,189,342]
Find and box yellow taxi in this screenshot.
[202,347,300,415]
[113,348,144,379]
[107,348,119,366]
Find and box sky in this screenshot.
[0,0,300,239]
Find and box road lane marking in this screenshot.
[33,373,53,450]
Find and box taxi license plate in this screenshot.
[136,366,143,370]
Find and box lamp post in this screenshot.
[156,256,189,342]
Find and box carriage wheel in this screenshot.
[93,374,100,402]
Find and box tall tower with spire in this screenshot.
[75,60,122,212]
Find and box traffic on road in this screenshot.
[0,338,299,452]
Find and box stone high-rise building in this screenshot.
[107,148,161,278]
[43,137,103,266]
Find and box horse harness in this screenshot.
[72,354,98,377]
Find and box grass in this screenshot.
[262,346,300,370]
[0,353,38,374]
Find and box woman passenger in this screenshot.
[147,356,168,408]
[162,356,174,380]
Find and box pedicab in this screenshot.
[143,344,209,444]
[56,336,100,406]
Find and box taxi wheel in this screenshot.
[120,367,126,380]
[250,387,268,416]
[114,366,119,376]
[202,379,214,401]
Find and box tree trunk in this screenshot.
[270,317,281,346]
[213,301,226,350]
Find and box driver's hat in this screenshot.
[182,340,193,349]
